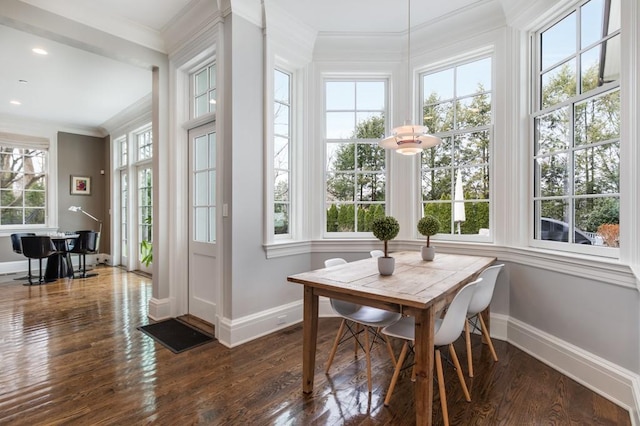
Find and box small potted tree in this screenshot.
[371,216,400,275]
[417,215,440,261]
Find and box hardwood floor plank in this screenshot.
[0,267,631,425]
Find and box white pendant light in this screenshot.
[379,0,442,155]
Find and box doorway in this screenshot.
[187,123,219,325]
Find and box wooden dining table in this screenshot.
[287,251,497,426]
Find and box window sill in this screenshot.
[264,238,637,290]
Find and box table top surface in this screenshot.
[287,251,496,310]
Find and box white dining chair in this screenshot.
[381,279,480,426]
[323,257,401,394]
[464,264,504,377]
[369,250,384,258]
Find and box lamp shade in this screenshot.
[379,124,442,155]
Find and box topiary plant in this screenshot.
[371,216,400,258]
[417,215,440,247]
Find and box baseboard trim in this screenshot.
[507,317,638,421]
[147,297,172,321]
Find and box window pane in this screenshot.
[195,94,208,117]
[356,81,385,110]
[194,207,208,242]
[536,154,569,197]
[541,12,576,69]
[326,112,355,139]
[423,101,453,132]
[574,90,620,146]
[581,0,605,48]
[423,68,454,101]
[274,203,289,234]
[456,94,492,128]
[465,166,490,200]
[421,168,450,201]
[274,104,290,137]
[574,142,619,195]
[274,172,289,201]
[576,197,618,246]
[455,131,490,167]
[326,173,355,202]
[356,173,385,201]
[195,135,208,171]
[537,200,570,238]
[274,136,289,168]
[541,60,576,109]
[535,107,570,155]
[456,58,492,96]
[356,143,385,171]
[326,82,355,109]
[195,69,208,95]
[209,65,216,90]
[422,136,453,169]
[274,70,290,103]
[355,112,385,138]
[194,172,208,205]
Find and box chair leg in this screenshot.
[354,323,360,356]
[26,257,34,285]
[364,325,372,394]
[478,314,498,362]
[383,332,397,367]
[384,341,408,406]
[435,349,449,426]
[449,344,471,402]
[465,319,474,377]
[326,319,346,374]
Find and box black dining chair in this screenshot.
[20,235,58,285]
[70,231,99,278]
[11,232,35,280]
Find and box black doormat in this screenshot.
[138,318,215,353]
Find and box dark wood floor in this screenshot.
[0,267,630,425]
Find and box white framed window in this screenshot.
[532,0,620,252]
[0,143,48,226]
[273,68,292,237]
[324,79,387,235]
[192,62,217,119]
[420,57,492,238]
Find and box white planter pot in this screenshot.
[421,246,436,261]
[377,256,395,275]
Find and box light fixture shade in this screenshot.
[379,124,442,155]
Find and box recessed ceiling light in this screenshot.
[10,100,22,105]
[18,79,28,84]
[32,48,48,55]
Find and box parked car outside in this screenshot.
[540,217,592,244]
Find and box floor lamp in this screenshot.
[68,206,102,253]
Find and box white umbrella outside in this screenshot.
[454,169,465,234]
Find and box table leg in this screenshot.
[413,306,435,426]
[302,286,319,393]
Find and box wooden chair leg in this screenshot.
[325,319,346,374]
[449,344,471,402]
[364,324,372,393]
[435,349,449,426]
[354,323,360,356]
[383,333,397,367]
[384,341,408,406]
[465,319,474,377]
[478,314,498,362]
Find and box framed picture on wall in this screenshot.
[70,175,91,195]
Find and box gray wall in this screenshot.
[58,131,110,254]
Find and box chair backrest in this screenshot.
[467,264,504,316]
[72,231,99,253]
[370,250,384,258]
[21,236,57,259]
[433,279,480,347]
[324,258,347,268]
[11,232,35,254]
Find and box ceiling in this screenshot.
[1,0,487,133]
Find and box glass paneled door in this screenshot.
[188,123,219,325]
